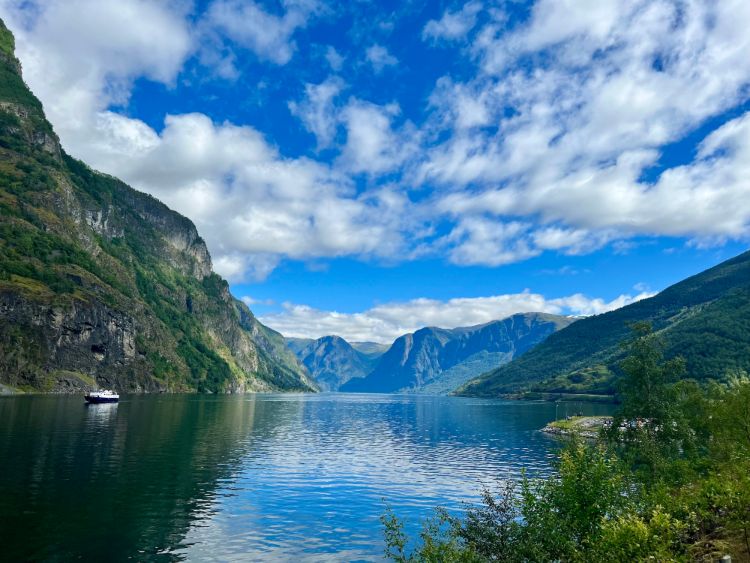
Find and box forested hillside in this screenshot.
[0,19,314,393]
[459,250,750,397]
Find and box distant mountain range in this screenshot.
[286,336,387,391]
[325,313,575,393]
[459,249,750,398]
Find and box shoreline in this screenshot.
[507,391,619,404]
[541,415,613,439]
[0,386,318,396]
[453,390,619,404]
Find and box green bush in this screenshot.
[593,508,685,562]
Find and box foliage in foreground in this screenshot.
[384,324,750,562]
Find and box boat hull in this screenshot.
[84,396,119,404]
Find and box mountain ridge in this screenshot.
[287,335,383,391]
[341,312,575,393]
[458,249,750,398]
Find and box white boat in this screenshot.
[84,390,119,404]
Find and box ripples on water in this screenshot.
[0,393,612,561]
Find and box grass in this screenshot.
[49,370,96,388]
[0,21,14,57]
[548,416,588,431]
[0,274,54,299]
[544,415,613,438]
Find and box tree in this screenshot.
[616,322,685,426]
[607,322,686,479]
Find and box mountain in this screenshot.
[286,337,314,357]
[459,250,750,398]
[349,341,389,359]
[340,313,575,393]
[0,20,315,394]
[287,335,385,391]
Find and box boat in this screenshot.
[84,390,119,404]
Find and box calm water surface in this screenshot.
[0,393,612,561]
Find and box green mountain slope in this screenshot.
[0,20,315,393]
[459,250,750,397]
[341,313,575,394]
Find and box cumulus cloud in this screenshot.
[0,2,420,282]
[365,44,398,73]
[0,0,192,139]
[206,0,320,65]
[444,219,540,266]
[339,100,416,175]
[260,289,654,343]
[3,0,750,281]
[438,218,615,267]
[86,112,416,281]
[422,1,482,42]
[419,0,750,262]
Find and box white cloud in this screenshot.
[443,219,540,266]
[438,218,615,267]
[288,77,345,149]
[0,3,422,282]
[422,1,482,42]
[260,289,654,344]
[3,0,750,281]
[206,0,320,65]
[429,77,491,130]
[325,45,344,71]
[365,44,397,73]
[86,112,417,281]
[417,0,750,263]
[0,0,192,138]
[339,100,415,175]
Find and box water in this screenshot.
[0,393,612,561]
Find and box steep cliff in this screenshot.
[341,313,575,393]
[0,20,315,393]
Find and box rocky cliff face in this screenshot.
[0,19,315,393]
[288,335,382,391]
[341,313,575,393]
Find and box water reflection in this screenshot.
[0,395,262,561]
[0,394,612,561]
[84,401,118,423]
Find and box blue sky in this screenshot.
[2,0,749,342]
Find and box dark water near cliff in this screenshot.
[0,393,612,561]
